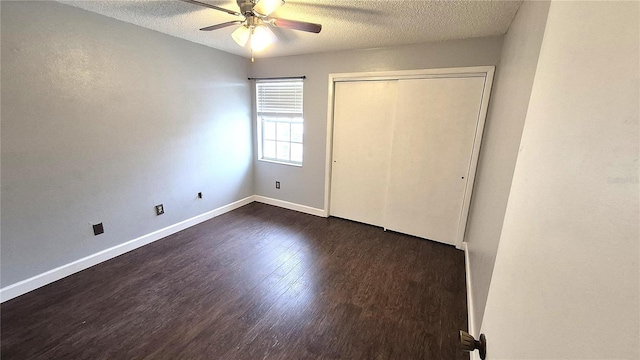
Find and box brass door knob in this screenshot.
[460,330,486,359]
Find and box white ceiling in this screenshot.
[60,0,522,58]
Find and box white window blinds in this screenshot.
[256,80,303,118]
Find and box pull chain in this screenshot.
[250,27,255,62]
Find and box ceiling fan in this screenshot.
[181,0,322,58]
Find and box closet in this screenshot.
[328,68,494,247]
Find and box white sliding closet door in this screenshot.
[330,80,397,226]
[383,77,486,245]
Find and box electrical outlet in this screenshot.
[276,181,280,189]
[198,192,203,199]
[93,223,104,236]
[155,204,164,216]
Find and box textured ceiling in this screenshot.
[59,0,522,58]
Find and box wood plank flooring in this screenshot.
[1,203,469,359]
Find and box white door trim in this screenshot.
[323,66,495,249]
[457,68,495,249]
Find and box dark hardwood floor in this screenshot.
[1,203,469,360]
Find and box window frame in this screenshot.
[256,79,304,166]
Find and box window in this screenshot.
[256,79,304,165]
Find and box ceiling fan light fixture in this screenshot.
[250,25,277,51]
[231,26,251,47]
[253,0,284,16]
[181,0,321,56]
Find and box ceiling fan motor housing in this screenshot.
[237,0,256,16]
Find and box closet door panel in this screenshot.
[330,80,397,226]
[384,77,486,245]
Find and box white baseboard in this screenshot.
[463,242,480,360]
[463,242,476,335]
[0,196,255,303]
[254,195,326,217]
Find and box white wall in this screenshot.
[249,36,504,209]
[1,1,253,287]
[480,1,639,359]
[464,0,550,335]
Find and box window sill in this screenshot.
[258,158,303,167]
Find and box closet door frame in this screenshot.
[323,66,495,249]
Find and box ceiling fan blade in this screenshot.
[200,20,244,31]
[179,0,241,17]
[269,18,322,33]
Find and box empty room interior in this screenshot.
[1,1,638,359]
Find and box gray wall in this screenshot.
[481,1,639,357]
[464,0,550,334]
[249,36,504,209]
[1,1,253,287]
